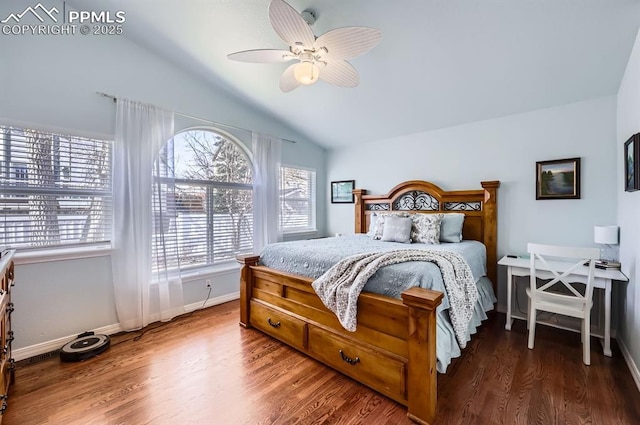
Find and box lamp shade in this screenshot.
[594,225,619,245]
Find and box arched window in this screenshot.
[152,128,253,271]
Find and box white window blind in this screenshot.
[0,126,112,249]
[280,166,316,233]
[152,129,253,272]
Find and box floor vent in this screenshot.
[21,350,60,366]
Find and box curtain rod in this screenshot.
[96,91,296,144]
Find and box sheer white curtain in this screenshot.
[112,99,184,331]
[252,132,282,253]
[152,137,185,322]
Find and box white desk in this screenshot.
[498,255,628,357]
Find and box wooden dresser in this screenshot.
[0,251,15,422]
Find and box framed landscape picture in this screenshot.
[331,180,355,203]
[536,157,581,200]
[624,134,639,192]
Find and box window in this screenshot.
[152,129,253,272]
[12,163,27,183]
[0,126,112,249]
[280,166,316,233]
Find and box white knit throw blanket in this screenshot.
[311,249,478,348]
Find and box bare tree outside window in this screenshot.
[152,129,253,271]
[280,166,316,232]
[26,130,61,245]
[181,131,252,252]
[0,126,112,249]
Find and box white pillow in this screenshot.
[367,213,378,236]
[411,214,444,244]
[370,212,409,240]
[381,216,412,243]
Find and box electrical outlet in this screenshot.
[205,279,212,288]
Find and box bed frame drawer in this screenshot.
[307,325,406,403]
[250,300,307,351]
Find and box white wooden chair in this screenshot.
[526,243,600,365]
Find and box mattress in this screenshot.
[259,234,496,372]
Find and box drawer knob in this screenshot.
[267,318,281,328]
[339,349,360,365]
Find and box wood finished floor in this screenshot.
[4,301,639,425]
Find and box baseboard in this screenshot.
[617,337,640,392]
[13,323,123,362]
[184,291,240,312]
[13,292,240,362]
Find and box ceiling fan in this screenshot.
[227,0,382,92]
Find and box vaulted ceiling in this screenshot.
[97,0,640,148]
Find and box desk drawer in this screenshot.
[250,300,306,351]
[308,325,406,402]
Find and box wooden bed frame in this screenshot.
[237,180,499,424]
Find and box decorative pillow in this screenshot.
[367,213,378,236]
[411,214,444,244]
[370,212,409,240]
[381,215,413,243]
[440,213,465,243]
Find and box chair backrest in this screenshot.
[527,243,600,303]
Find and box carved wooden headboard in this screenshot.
[353,180,500,287]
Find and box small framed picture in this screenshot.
[331,180,355,203]
[624,134,639,192]
[536,157,581,200]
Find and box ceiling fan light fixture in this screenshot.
[293,61,319,85]
[227,0,382,92]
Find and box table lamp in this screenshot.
[594,225,619,261]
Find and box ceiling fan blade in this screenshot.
[279,64,301,92]
[269,0,315,50]
[319,60,359,87]
[227,49,295,63]
[315,27,382,60]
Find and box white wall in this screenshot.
[0,1,327,352]
[616,27,640,387]
[327,96,618,309]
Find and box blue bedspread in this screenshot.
[259,234,496,372]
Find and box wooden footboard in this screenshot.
[237,255,444,425]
